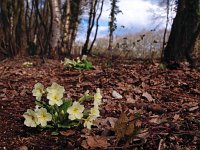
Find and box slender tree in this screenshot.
[50,0,61,57]
[81,0,98,55]
[62,0,82,55]
[69,0,82,54]
[161,0,170,58]
[62,0,71,55]
[163,0,200,67]
[108,0,121,51]
[88,0,105,54]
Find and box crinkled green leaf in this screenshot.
[51,131,59,136]
[59,100,72,113]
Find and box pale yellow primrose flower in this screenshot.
[46,82,65,106]
[90,106,100,118]
[63,58,73,66]
[76,57,81,63]
[84,90,90,96]
[34,105,40,111]
[23,109,38,127]
[93,88,102,106]
[32,83,45,101]
[35,108,52,127]
[84,116,95,129]
[67,101,84,120]
[82,55,87,60]
[23,61,33,67]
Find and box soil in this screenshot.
[0,56,199,150]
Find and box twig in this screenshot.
[158,139,164,150]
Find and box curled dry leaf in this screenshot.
[86,136,110,149]
[106,117,118,129]
[173,114,180,121]
[149,115,161,124]
[95,117,118,129]
[114,112,135,141]
[137,129,149,139]
[112,90,123,99]
[114,112,129,140]
[125,118,135,136]
[142,92,155,102]
[126,95,137,104]
[188,106,199,112]
[60,130,76,136]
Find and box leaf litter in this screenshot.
[0,56,199,149]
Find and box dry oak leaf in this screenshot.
[125,117,135,136]
[86,136,110,149]
[114,112,135,140]
[149,115,161,124]
[137,129,149,139]
[173,114,180,121]
[60,130,76,136]
[142,92,155,102]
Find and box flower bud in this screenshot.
[55,112,58,117]
[61,110,65,115]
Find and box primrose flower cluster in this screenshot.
[23,61,33,67]
[23,82,102,130]
[61,55,93,70]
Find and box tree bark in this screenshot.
[163,0,200,67]
[88,0,104,54]
[81,0,98,55]
[108,0,120,51]
[50,0,61,56]
[63,0,71,55]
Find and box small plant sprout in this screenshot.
[23,82,102,132]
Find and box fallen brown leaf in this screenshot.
[86,136,109,149]
[142,92,155,102]
[60,130,76,136]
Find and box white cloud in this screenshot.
[77,0,166,41]
[100,0,161,31]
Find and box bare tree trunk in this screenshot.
[81,0,98,55]
[50,0,61,57]
[88,0,104,54]
[163,0,200,68]
[108,0,121,51]
[161,0,169,59]
[69,0,82,55]
[63,0,71,55]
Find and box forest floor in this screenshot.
[0,56,199,150]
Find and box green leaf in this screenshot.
[35,101,43,107]
[45,125,54,128]
[59,100,72,113]
[83,109,90,118]
[58,124,71,129]
[58,121,81,129]
[51,131,59,136]
[159,63,166,70]
[78,95,93,103]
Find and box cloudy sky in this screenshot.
[77,0,173,40]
